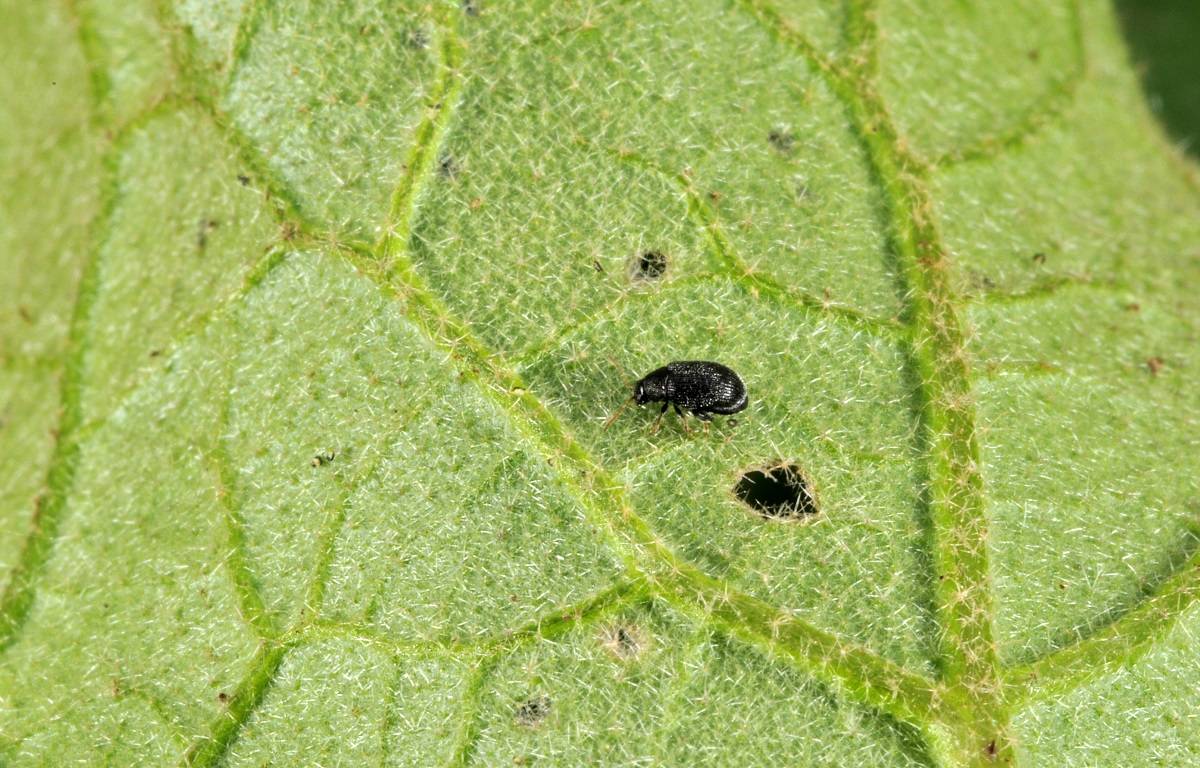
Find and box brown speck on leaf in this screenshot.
[1028,49,1040,62]
[1124,302,1141,313]
[217,691,230,704]
[1147,356,1164,376]
[237,174,251,186]
[986,739,997,758]
[17,305,32,323]
[1032,252,1047,265]
[197,218,219,249]
[708,190,722,204]
[592,259,604,273]
[601,624,644,660]
[280,221,299,241]
[469,197,484,211]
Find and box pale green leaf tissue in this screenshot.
[1,1,1198,766]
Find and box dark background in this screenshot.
[1115,0,1200,157]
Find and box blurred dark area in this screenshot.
[1114,0,1200,157]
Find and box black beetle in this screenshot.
[604,360,748,433]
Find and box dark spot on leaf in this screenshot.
[197,218,219,249]
[1124,302,1141,313]
[592,259,605,273]
[217,691,230,704]
[768,127,795,153]
[311,450,336,467]
[438,154,459,178]
[1147,356,1165,375]
[735,464,818,521]
[407,27,431,49]
[237,174,251,186]
[601,624,644,660]
[514,695,550,727]
[1032,252,1047,265]
[461,0,480,17]
[986,739,997,757]
[148,349,162,358]
[631,250,668,280]
[1028,48,1040,62]
[17,305,32,323]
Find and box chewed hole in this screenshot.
[631,250,668,280]
[514,695,551,727]
[734,464,818,521]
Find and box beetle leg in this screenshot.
[651,402,668,434]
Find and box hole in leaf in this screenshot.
[631,250,668,280]
[734,464,818,521]
[514,695,551,727]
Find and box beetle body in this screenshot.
[634,360,747,424]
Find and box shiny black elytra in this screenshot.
[604,361,748,433]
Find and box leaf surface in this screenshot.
[2,1,1199,766]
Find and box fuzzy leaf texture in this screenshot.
[1,1,1198,766]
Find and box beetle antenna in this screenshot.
[603,396,634,429]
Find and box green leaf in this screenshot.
[2,1,1198,766]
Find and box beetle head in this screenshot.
[634,374,666,404]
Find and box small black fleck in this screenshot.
[311,450,336,467]
[632,250,668,280]
[1032,252,1047,265]
[768,127,796,153]
[514,695,550,727]
[438,154,459,178]
[592,259,605,273]
[461,0,480,17]
[237,174,251,186]
[217,691,230,704]
[734,464,818,521]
